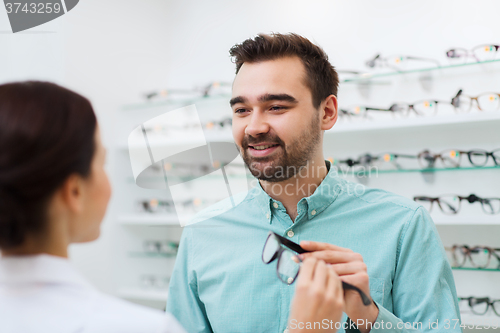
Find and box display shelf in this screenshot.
[341,59,500,83]
[452,267,500,272]
[330,110,500,134]
[129,252,177,258]
[432,215,500,226]
[118,215,184,226]
[118,288,169,302]
[461,313,500,328]
[337,165,500,176]
[117,111,500,150]
[122,94,232,111]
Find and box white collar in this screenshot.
[0,253,93,289]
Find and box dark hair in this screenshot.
[0,81,97,249]
[229,33,339,109]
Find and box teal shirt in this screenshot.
[167,160,461,332]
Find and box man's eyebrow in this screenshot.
[230,94,298,107]
[230,96,247,107]
[259,93,298,104]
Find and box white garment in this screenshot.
[0,254,186,333]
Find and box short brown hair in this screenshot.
[229,33,339,109]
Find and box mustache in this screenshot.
[243,136,283,148]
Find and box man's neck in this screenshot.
[259,159,328,221]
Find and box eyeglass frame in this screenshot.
[261,231,373,306]
[446,245,500,269]
[451,89,500,113]
[365,54,441,71]
[446,44,500,63]
[388,100,454,117]
[413,194,500,215]
[459,297,500,316]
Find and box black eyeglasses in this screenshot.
[446,44,500,64]
[339,152,417,170]
[418,149,500,169]
[451,89,500,113]
[445,245,500,269]
[261,231,373,306]
[459,297,500,316]
[413,194,500,215]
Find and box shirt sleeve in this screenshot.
[369,206,462,332]
[166,227,213,333]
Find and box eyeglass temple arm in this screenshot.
[342,281,373,306]
[405,56,441,67]
[273,233,373,306]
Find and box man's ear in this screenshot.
[59,174,85,214]
[320,94,338,131]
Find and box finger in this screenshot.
[300,250,363,264]
[296,257,317,285]
[326,265,343,300]
[312,259,328,289]
[328,262,368,276]
[300,240,353,252]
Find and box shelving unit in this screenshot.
[111,58,500,319]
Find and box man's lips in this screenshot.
[247,143,280,157]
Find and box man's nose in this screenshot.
[245,110,270,137]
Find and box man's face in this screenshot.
[230,56,322,182]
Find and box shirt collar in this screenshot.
[251,159,342,224]
[0,253,93,289]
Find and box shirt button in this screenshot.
[284,329,289,333]
[273,202,279,208]
[287,230,294,237]
[311,209,316,216]
[266,213,270,219]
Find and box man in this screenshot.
[167,33,461,332]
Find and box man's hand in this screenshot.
[298,241,379,333]
[289,257,344,333]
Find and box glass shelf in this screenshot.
[122,93,231,111]
[129,252,177,258]
[120,59,500,110]
[452,267,500,272]
[341,59,500,83]
[343,165,500,176]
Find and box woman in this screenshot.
[0,81,344,333]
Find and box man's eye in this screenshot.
[234,108,247,114]
[270,106,286,111]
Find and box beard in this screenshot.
[239,112,321,182]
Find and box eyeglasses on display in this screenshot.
[365,54,440,71]
[143,240,179,255]
[445,245,500,269]
[387,100,454,117]
[142,116,232,135]
[137,197,216,214]
[446,44,500,64]
[451,89,500,113]
[144,81,231,100]
[261,231,373,306]
[417,149,500,169]
[413,194,500,215]
[459,297,500,316]
[141,275,171,289]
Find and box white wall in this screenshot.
[1,0,499,295]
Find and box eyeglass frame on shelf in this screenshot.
[445,245,500,269]
[413,194,500,215]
